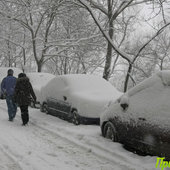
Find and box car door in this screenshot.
[120,91,165,154]
[47,97,72,120]
[116,98,154,152]
[115,109,155,153]
[45,77,72,120]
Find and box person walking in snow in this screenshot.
[14,73,36,125]
[1,69,17,121]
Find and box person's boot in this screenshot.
[25,111,29,125]
[21,112,29,125]
[21,113,27,125]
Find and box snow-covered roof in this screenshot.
[61,74,120,94]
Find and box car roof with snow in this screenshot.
[46,74,122,96]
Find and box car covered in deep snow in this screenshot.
[100,70,170,159]
[40,74,122,125]
[0,67,22,99]
[27,72,56,107]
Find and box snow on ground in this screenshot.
[0,100,158,170]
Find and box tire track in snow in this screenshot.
[27,121,122,170]
[0,146,22,170]
[29,118,154,170]
[0,103,155,170]
[0,104,119,170]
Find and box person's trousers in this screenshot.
[6,95,17,121]
[20,105,29,125]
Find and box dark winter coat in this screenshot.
[14,77,36,106]
[1,75,17,96]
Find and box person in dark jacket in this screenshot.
[14,73,36,125]
[1,69,17,121]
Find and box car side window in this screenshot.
[47,78,68,101]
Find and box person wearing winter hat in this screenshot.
[14,73,36,125]
[1,69,17,121]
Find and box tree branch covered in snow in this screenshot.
[76,0,132,63]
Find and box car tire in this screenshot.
[40,103,48,114]
[72,110,80,125]
[103,121,118,142]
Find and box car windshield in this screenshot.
[126,71,170,97]
[120,71,170,126]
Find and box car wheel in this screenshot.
[103,122,117,142]
[40,103,48,114]
[72,110,80,125]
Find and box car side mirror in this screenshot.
[120,103,128,111]
[120,95,129,111]
[63,96,67,101]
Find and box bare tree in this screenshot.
[43,4,104,74]
[0,0,66,72]
[73,0,170,91]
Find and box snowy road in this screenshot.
[0,100,157,170]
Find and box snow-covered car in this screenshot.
[100,70,170,159]
[40,74,122,125]
[0,67,22,99]
[27,72,56,108]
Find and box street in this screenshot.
[0,100,156,170]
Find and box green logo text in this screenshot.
[156,157,170,170]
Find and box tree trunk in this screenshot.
[103,0,113,80]
[31,30,40,72]
[37,61,42,72]
[124,63,132,92]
